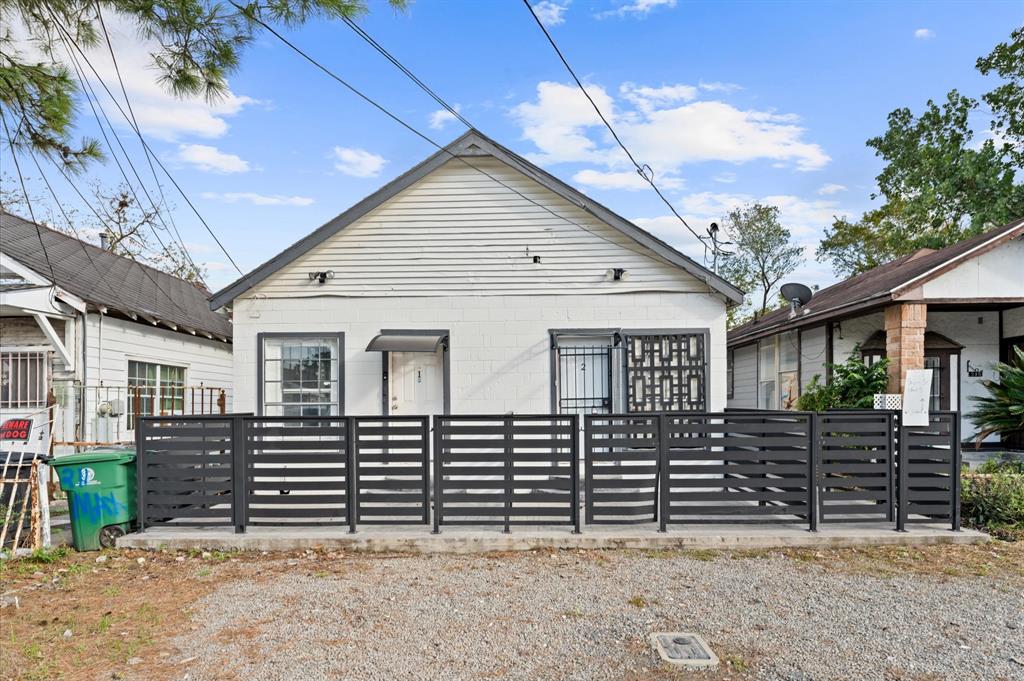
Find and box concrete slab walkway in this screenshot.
[118,523,987,553]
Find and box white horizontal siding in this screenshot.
[252,158,710,298]
[800,325,827,389]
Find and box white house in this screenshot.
[727,218,1024,442]
[209,131,742,417]
[0,211,234,452]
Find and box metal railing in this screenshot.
[135,410,961,535]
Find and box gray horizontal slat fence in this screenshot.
[898,411,961,530]
[354,416,430,525]
[136,416,236,529]
[584,414,660,524]
[661,412,815,528]
[816,411,895,523]
[433,414,579,532]
[244,417,352,529]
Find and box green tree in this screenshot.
[0,0,404,170]
[819,28,1024,278]
[978,26,1024,166]
[718,203,803,327]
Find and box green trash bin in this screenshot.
[51,451,137,551]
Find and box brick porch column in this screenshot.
[884,302,926,393]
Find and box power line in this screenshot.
[245,8,651,260]
[0,113,57,282]
[520,0,712,256]
[48,12,251,284]
[56,32,206,287]
[92,2,204,282]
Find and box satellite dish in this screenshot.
[781,282,813,307]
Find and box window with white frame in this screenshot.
[778,331,800,409]
[261,335,342,416]
[127,360,186,427]
[0,350,48,408]
[758,333,801,410]
[757,338,776,409]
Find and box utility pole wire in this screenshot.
[48,11,252,285]
[521,0,711,258]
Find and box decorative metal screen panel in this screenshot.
[625,333,706,412]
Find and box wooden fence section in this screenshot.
[660,412,814,527]
[433,415,579,533]
[817,411,895,523]
[584,415,660,524]
[137,416,235,529]
[244,417,352,529]
[354,417,430,525]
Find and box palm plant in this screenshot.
[969,347,1024,445]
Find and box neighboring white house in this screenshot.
[209,131,742,417]
[727,218,1024,442]
[0,211,234,452]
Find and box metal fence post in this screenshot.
[135,418,146,532]
[951,415,962,532]
[421,417,431,526]
[896,415,908,532]
[807,414,818,533]
[886,412,896,523]
[570,414,581,534]
[583,415,594,526]
[347,416,357,534]
[231,415,247,534]
[432,416,442,534]
[657,414,668,533]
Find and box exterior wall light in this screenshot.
[308,270,335,284]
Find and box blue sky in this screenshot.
[6,0,1022,293]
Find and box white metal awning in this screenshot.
[365,332,447,353]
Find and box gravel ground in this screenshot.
[164,550,1024,681]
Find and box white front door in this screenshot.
[389,350,444,415]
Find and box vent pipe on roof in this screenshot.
[99,231,111,251]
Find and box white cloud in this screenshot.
[511,81,830,174]
[699,80,743,94]
[817,183,847,195]
[599,0,677,18]
[332,147,387,178]
[532,1,570,26]
[429,104,462,130]
[200,192,314,206]
[713,172,737,184]
[914,28,935,39]
[572,168,683,191]
[177,144,250,173]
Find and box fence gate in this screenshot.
[898,411,961,530]
[137,416,235,529]
[661,412,814,527]
[433,415,578,532]
[353,417,430,525]
[243,417,352,530]
[816,412,894,523]
[584,414,660,524]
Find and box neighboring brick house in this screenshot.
[209,130,742,417]
[726,218,1024,442]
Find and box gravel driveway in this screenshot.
[166,549,1024,681]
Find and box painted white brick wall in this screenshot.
[232,292,727,415]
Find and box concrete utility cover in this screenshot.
[650,633,719,669]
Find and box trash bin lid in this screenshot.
[49,450,135,467]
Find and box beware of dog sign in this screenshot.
[0,418,34,441]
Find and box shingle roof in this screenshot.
[1,210,231,339]
[728,217,1024,346]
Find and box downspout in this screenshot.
[80,312,88,444]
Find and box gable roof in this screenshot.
[208,129,744,309]
[0,210,232,340]
[728,217,1024,347]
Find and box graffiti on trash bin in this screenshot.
[68,490,128,524]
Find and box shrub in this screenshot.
[961,468,1024,541]
[795,352,890,411]
[969,346,1024,445]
